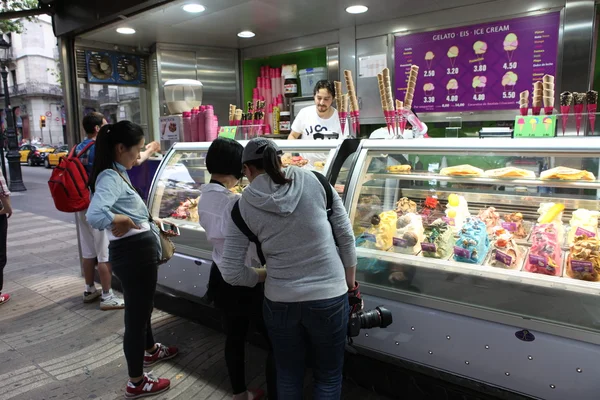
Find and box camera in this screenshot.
[347,306,393,337]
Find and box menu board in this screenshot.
[395,13,560,113]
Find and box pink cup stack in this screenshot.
[190,108,199,142]
[198,105,206,142]
[182,111,192,142]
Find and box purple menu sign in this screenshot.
[395,13,560,112]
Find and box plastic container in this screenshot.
[182,111,192,142]
[299,67,327,97]
[164,79,203,115]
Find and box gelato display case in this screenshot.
[345,137,600,400]
[147,140,347,300]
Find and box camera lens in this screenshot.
[358,306,393,330]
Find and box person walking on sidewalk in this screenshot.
[86,120,177,399]
[0,167,12,306]
[198,138,276,400]
[220,138,359,400]
[77,112,160,310]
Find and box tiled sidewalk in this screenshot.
[0,211,388,400]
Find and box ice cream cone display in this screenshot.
[532,81,543,115]
[501,72,518,92]
[573,92,586,135]
[519,90,529,116]
[423,83,435,95]
[472,76,487,93]
[559,91,573,135]
[446,79,458,95]
[403,65,419,109]
[529,117,538,133]
[340,94,349,136]
[587,90,598,135]
[376,73,389,134]
[542,74,555,115]
[396,99,405,135]
[517,117,525,132]
[334,81,342,111]
[447,46,459,67]
[503,33,518,61]
[425,51,435,69]
[473,41,487,61]
[344,69,360,135]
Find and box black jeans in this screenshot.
[210,263,277,398]
[0,215,6,293]
[109,231,158,378]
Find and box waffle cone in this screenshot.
[543,96,555,107]
[543,75,555,84]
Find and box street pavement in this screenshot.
[0,166,391,400]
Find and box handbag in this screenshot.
[114,168,175,264]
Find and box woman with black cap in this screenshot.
[219,137,359,399]
[197,137,276,400]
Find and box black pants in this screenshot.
[210,263,277,398]
[0,215,7,293]
[109,231,158,378]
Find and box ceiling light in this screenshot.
[116,27,136,35]
[395,28,408,32]
[182,4,206,13]
[346,5,368,14]
[237,31,255,38]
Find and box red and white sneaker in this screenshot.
[0,293,10,306]
[125,372,170,399]
[143,343,178,367]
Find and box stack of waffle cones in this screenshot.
[519,91,529,116]
[543,75,555,115]
[228,104,236,125]
[404,65,419,109]
[377,68,396,135]
[344,70,360,135]
[532,81,543,115]
[334,81,347,134]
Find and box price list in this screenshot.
[395,13,560,113]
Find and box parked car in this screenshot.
[19,144,55,166]
[45,145,69,168]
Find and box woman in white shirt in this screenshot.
[288,80,348,140]
[197,138,275,400]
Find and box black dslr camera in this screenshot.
[348,306,393,337]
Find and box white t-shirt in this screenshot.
[291,105,349,140]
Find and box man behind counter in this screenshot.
[288,80,348,140]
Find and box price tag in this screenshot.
[502,222,517,232]
[495,250,513,266]
[571,260,594,273]
[575,227,596,238]
[393,237,408,248]
[454,246,471,259]
[529,254,556,273]
[421,242,437,252]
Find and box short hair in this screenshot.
[206,138,244,179]
[82,112,105,134]
[313,80,336,98]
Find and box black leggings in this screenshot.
[109,231,158,378]
[211,263,277,398]
[0,215,6,293]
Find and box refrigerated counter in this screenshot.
[147,136,600,400]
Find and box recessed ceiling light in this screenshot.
[116,27,136,35]
[396,28,408,32]
[237,31,255,38]
[346,5,368,14]
[183,4,206,13]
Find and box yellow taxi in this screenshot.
[44,145,69,168]
[19,144,56,166]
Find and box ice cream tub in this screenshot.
[523,247,564,277]
[484,245,526,270]
[500,220,534,245]
[562,237,600,282]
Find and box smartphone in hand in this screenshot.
[159,221,181,236]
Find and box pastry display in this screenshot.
[488,232,523,270]
[445,194,470,232]
[502,212,529,239]
[540,166,596,181]
[565,236,600,282]
[281,153,309,167]
[440,164,484,177]
[386,164,412,173]
[524,224,562,276]
[453,217,490,264]
[484,167,535,178]
[567,209,599,246]
[477,207,501,235]
[393,213,425,255]
[421,219,454,259]
[395,197,417,215]
[537,202,565,243]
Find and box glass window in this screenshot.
[350,148,600,333]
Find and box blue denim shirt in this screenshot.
[86,162,149,231]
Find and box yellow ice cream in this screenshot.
[425,51,435,61]
[568,208,600,245]
[473,41,488,55]
[447,46,459,58]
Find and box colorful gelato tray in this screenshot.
[522,247,565,277]
[562,236,600,282]
[484,245,527,270]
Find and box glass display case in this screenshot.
[345,137,600,338]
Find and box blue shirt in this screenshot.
[75,138,96,175]
[86,162,149,231]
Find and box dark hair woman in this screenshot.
[219,137,359,399]
[86,121,178,399]
[198,137,276,400]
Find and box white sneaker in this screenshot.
[83,290,101,303]
[100,294,125,310]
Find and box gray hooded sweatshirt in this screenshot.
[220,166,357,303]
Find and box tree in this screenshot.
[0,0,40,34]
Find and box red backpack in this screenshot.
[48,142,95,213]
